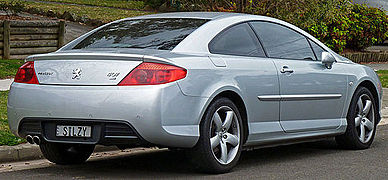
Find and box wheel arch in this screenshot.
[200,88,249,144]
[354,80,381,122]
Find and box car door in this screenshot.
[250,21,348,133]
[208,23,281,139]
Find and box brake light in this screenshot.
[14,61,39,84]
[118,62,187,86]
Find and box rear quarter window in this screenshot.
[73,18,209,50]
[209,23,266,57]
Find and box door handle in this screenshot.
[280,65,294,73]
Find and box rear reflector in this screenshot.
[118,62,187,86]
[14,61,39,84]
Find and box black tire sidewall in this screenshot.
[344,87,378,149]
[40,142,95,165]
[194,97,243,173]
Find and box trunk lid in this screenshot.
[32,52,144,86]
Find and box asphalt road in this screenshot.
[0,123,387,179]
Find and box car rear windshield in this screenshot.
[73,18,209,50]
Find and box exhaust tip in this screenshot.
[26,135,34,144]
[32,136,41,145]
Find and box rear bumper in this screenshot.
[7,82,208,148]
[18,118,147,146]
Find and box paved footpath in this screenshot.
[0,79,12,91]
[364,63,388,71]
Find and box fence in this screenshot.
[0,20,65,60]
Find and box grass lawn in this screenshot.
[0,59,24,79]
[39,0,145,10]
[376,70,388,88]
[0,91,25,146]
[0,0,153,24]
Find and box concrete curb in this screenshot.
[0,144,118,163]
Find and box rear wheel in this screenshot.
[188,97,243,173]
[336,87,377,149]
[40,142,95,165]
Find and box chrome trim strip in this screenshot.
[281,94,342,101]
[258,94,342,101]
[257,95,281,101]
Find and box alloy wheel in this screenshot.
[355,94,375,143]
[210,106,240,165]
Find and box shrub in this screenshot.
[346,4,388,50]
[305,2,388,52]
[174,0,388,53]
[245,0,355,52]
[144,0,165,9]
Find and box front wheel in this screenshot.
[40,142,95,165]
[188,97,243,173]
[336,87,377,149]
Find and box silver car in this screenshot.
[7,12,382,173]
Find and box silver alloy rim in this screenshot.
[355,94,375,143]
[210,106,240,165]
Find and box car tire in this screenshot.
[40,142,95,165]
[188,97,243,173]
[335,87,377,149]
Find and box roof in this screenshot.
[131,12,246,20]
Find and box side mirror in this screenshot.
[321,52,335,69]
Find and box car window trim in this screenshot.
[247,23,269,58]
[248,20,317,62]
[307,38,329,61]
[208,22,267,58]
[306,38,318,61]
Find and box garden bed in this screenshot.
[0,0,153,27]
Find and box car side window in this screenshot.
[209,23,266,57]
[308,39,327,61]
[250,21,315,60]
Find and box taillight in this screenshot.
[118,62,187,86]
[14,61,39,84]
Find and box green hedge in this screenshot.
[169,0,388,53]
[347,4,388,50]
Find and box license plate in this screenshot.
[56,125,92,137]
